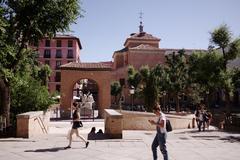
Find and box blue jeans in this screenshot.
[151,132,168,160]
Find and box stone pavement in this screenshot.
[0,120,240,160]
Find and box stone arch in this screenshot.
[60,62,112,118]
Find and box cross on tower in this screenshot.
[139,11,143,23]
[139,11,144,33]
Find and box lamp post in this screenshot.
[129,86,135,111]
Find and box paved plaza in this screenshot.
[0,120,240,160]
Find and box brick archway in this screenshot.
[60,62,112,118]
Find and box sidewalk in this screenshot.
[0,120,239,160]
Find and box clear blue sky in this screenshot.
[70,0,240,62]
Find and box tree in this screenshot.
[38,64,52,86]
[210,24,240,68]
[188,50,225,107]
[0,0,82,127]
[210,24,240,108]
[138,65,166,111]
[164,50,189,112]
[111,81,122,104]
[127,65,141,89]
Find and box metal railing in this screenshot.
[0,115,6,132]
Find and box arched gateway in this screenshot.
[60,62,112,118]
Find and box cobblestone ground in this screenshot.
[0,120,239,160]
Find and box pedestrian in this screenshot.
[148,103,168,160]
[65,102,89,149]
[206,110,212,130]
[194,106,200,127]
[198,104,206,131]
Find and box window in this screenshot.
[56,84,61,92]
[45,40,50,47]
[55,72,61,82]
[56,60,61,69]
[56,40,62,47]
[44,49,51,58]
[45,60,50,65]
[67,49,73,58]
[68,40,73,47]
[55,49,62,58]
[67,60,73,63]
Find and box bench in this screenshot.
[17,111,50,138]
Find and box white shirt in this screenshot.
[157,112,167,133]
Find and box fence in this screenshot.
[0,115,6,132]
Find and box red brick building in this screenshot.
[111,23,201,105]
[33,35,82,93]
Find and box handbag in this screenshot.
[166,119,172,132]
[79,121,83,127]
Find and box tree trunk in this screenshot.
[175,93,180,113]
[0,79,11,127]
[225,90,231,112]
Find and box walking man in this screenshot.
[149,103,168,160]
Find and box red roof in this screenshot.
[61,62,112,71]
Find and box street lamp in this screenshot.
[129,86,135,111]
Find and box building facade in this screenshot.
[111,23,203,105]
[35,35,82,93]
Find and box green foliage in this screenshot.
[37,64,52,86]
[10,75,53,115]
[232,69,240,89]
[210,24,240,67]
[111,81,122,104]
[189,51,225,90]
[210,24,232,52]
[138,65,165,111]
[2,0,82,45]
[164,50,189,112]
[127,65,141,89]
[0,1,82,126]
[227,38,240,60]
[165,50,188,92]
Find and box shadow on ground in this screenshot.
[25,147,66,152]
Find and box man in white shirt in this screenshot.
[149,104,168,160]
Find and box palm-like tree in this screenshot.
[210,24,240,108]
[111,81,122,104]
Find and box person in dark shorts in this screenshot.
[65,102,89,149]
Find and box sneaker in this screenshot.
[64,146,71,149]
[86,141,89,148]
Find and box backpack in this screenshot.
[166,119,172,132]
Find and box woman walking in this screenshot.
[65,102,89,149]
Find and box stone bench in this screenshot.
[104,109,123,139]
[17,111,50,138]
[118,110,195,130]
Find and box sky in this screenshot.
[70,0,240,62]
